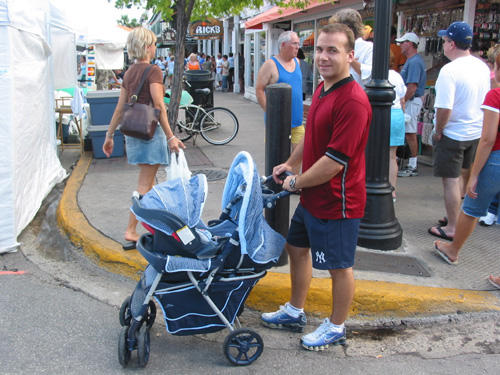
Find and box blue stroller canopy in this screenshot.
[222,151,285,264]
[132,174,208,235]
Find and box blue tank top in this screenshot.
[271,56,303,128]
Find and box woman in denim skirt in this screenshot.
[433,48,500,291]
[102,27,185,250]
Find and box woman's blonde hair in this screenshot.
[127,27,157,61]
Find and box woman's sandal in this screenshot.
[122,241,136,251]
[437,217,448,226]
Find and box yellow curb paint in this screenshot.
[246,273,500,318]
[57,153,500,318]
[56,152,146,280]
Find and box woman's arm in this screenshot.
[150,82,185,153]
[102,88,128,158]
[467,108,499,198]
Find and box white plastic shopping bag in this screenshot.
[166,149,192,181]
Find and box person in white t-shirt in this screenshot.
[329,8,372,88]
[215,53,223,89]
[428,22,490,241]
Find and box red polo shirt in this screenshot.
[301,77,372,219]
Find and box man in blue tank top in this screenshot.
[256,31,304,153]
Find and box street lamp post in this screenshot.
[357,0,403,250]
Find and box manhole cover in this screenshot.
[192,169,227,181]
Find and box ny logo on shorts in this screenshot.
[315,251,326,264]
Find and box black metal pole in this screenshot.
[357,0,403,250]
[265,83,291,265]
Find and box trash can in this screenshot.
[184,70,214,109]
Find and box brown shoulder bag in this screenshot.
[119,65,160,140]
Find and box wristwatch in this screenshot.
[289,176,297,190]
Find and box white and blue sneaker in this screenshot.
[261,304,307,332]
[301,318,346,351]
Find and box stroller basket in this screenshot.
[155,276,260,336]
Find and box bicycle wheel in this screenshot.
[200,107,239,145]
[173,107,196,142]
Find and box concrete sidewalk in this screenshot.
[57,92,500,321]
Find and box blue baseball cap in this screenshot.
[437,22,473,45]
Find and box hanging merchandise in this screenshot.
[474,1,500,58]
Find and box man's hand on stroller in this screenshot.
[272,163,292,184]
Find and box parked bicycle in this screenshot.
[164,83,239,145]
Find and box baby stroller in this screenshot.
[118,151,290,368]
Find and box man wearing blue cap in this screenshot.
[428,22,490,242]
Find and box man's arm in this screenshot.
[433,107,452,142]
[255,60,275,111]
[404,83,417,102]
[283,155,343,191]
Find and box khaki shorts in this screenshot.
[404,97,423,134]
[291,125,305,144]
[433,135,479,178]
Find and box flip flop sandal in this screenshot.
[428,226,454,241]
[434,244,458,265]
[122,241,136,251]
[437,217,448,226]
[488,277,500,290]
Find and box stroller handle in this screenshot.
[261,172,296,209]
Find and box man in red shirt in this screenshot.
[261,23,372,351]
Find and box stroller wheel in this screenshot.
[137,325,151,368]
[145,300,157,329]
[223,328,264,366]
[118,326,131,367]
[119,296,132,327]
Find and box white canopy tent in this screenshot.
[0,0,129,253]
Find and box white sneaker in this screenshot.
[479,212,497,227]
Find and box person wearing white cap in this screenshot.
[395,32,427,178]
[428,22,490,242]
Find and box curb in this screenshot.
[57,153,500,319]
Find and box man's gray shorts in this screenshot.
[433,135,479,178]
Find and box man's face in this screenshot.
[399,40,411,55]
[281,33,300,59]
[315,32,353,82]
[442,37,453,59]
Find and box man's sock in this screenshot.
[327,320,345,332]
[284,302,304,318]
[408,157,417,169]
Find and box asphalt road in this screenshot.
[0,190,499,374]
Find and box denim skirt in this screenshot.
[125,125,170,165]
[462,150,500,218]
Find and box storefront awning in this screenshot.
[245,1,334,29]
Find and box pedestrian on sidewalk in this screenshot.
[395,32,426,177]
[102,27,185,250]
[329,8,372,89]
[260,23,372,351]
[255,30,303,153]
[388,51,407,202]
[433,47,500,272]
[428,22,490,242]
[221,55,229,92]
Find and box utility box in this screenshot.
[88,125,124,159]
[86,90,120,125]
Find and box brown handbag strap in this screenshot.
[129,65,152,104]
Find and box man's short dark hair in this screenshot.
[319,23,355,52]
[453,40,471,51]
